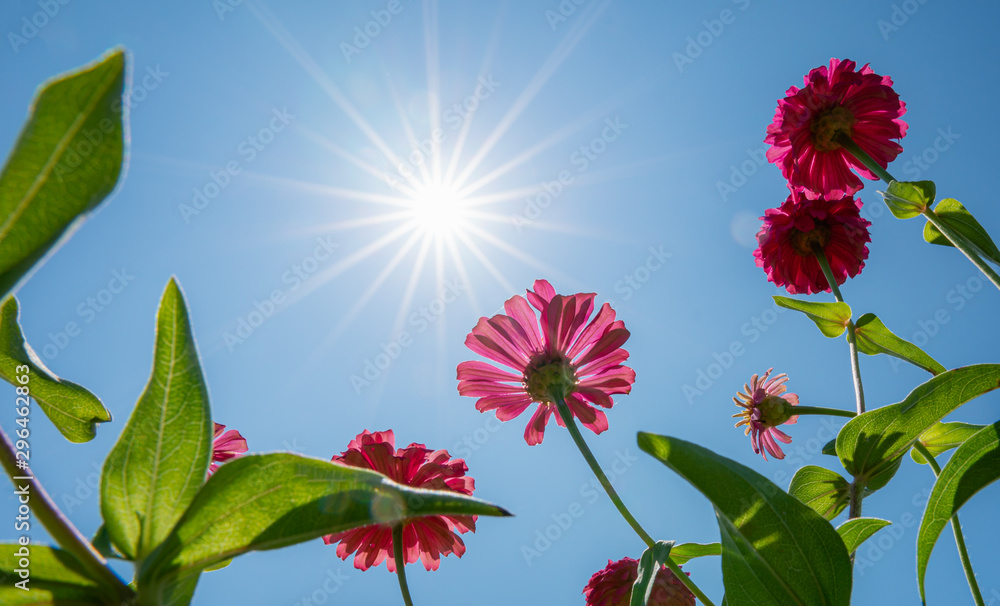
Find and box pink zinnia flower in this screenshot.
[457,279,635,446]
[733,369,799,461]
[209,422,248,475]
[583,557,695,606]
[322,430,476,572]
[765,58,907,198]
[754,190,871,295]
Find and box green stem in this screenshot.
[838,135,897,185]
[392,524,415,606]
[814,250,866,525]
[553,397,715,606]
[792,406,856,419]
[0,425,135,604]
[922,208,1000,293]
[912,442,985,606]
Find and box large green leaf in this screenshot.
[630,540,674,606]
[923,198,1000,266]
[669,542,721,565]
[0,49,126,297]
[910,422,986,465]
[787,466,850,521]
[880,180,934,219]
[773,297,851,338]
[917,421,1000,602]
[852,313,945,376]
[638,433,851,606]
[0,296,111,442]
[137,452,512,600]
[835,518,891,553]
[837,365,1000,491]
[101,278,213,561]
[0,544,117,605]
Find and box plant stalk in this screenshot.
[553,396,715,606]
[0,424,135,603]
[912,442,984,606]
[922,209,1000,293]
[392,524,415,606]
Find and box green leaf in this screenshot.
[101,278,213,561]
[773,296,851,338]
[0,49,126,298]
[137,452,512,599]
[917,421,1000,602]
[91,524,126,561]
[923,198,1000,266]
[0,544,117,605]
[836,518,891,553]
[669,542,721,565]
[880,180,935,219]
[853,313,946,375]
[630,540,674,606]
[788,466,850,521]
[821,439,838,457]
[837,364,1000,491]
[0,296,111,442]
[638,433,852,606]
[911,422,986,464]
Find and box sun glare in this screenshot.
[409,182,466,235]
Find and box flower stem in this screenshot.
[552,397,715,606]
[814,250,867,526]
[838,135,897,185]
[0,425,135,604]
[791,406,856,419]
[922,208,1000,293]
[392,524,415,606]
[912,442,985,606]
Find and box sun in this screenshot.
[408,181,467,236]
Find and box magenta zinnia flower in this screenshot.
[322,430,476,572]
[765,58,907,198]
[209,422,248,475]
[733,369,799,461]
[754,190,871,294]
[583,557,695,606]
[457,279,635,446]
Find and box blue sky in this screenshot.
[2,0,999,604]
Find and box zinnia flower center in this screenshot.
[757,394,793,427]
[523,356,578,403]
[811,106,855,151]
[790,223,832,256]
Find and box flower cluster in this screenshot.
[756,58,905,295]
[583,557,695,606]
[209,422,248,475]
[732,369,799,460]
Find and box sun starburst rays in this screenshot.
[242,0,636,378]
